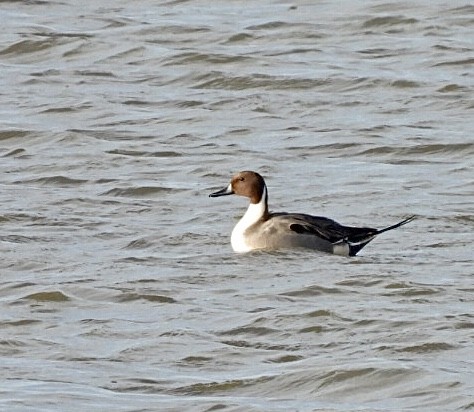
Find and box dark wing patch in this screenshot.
[285,214,347,243]
[289,221,334,242]
[289,223,306,234]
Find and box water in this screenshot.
[1,0,473,410]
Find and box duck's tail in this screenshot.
[345,215,416,256]
[375,215,416,235]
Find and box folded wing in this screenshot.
[283,213,415,256]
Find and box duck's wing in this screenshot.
[275,213,415,256]
[279,213,371,243]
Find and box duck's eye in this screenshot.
[239,177,245,181]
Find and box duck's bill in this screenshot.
[209,184,233,197]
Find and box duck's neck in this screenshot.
[243,184,268,225]
[231,185,268,252]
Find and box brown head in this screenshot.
[209,171,267,204]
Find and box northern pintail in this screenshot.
[210,171,415,256]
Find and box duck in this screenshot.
[209,170,415,256]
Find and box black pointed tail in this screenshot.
[347,215,416,256]
[375,215,416,235]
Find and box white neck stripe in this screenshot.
[231,186,267,252]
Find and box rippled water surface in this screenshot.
[1,0,473,410]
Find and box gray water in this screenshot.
[1,1,473,411]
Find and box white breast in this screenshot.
[231,226,253,253]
